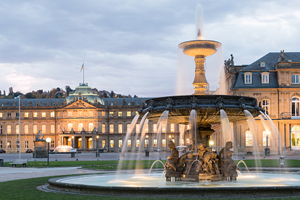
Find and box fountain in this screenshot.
[46,5,300,198]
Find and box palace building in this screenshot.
[211,51,300,155]
[0,83,181,153]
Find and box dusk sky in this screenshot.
[1,0,300,97]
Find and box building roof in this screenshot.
[233,52,300,89]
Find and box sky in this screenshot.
[1,0,300,97]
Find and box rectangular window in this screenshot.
[245,74,252,84]
[145,139,149,147]
[171,124,175,133]
[127,124,131,132]
[42,112,46,117]
[127,139,131,147]
[25,141,29,148]
[51,125,55,134]
[16,113,19,118]
[246,131,252,146]
[50,112,55,117]
[0,141,2,148]
[7,125,11,134]
[127,111,131,117]
[68,123,73,132]
[89,123,93,132]
[292,74,299,84]
[42,125,46,134]
[118,124,123,133]
[0,113,2,118]
[119,140,122,148]
[162,139,166,147]
[263,131,271,146]
[153,139,157,147]
[118,111,122,117]
[136,139,140,147]
[153,124,157,133]
[102,140,106,148]
[89,111,93,117]
[78,111,83,117]
[101,111,105,117]
[33,125,38,134]
[102,124,105,133]
[7,113,11,118]
[51,141,54,148]
[68,112,72,117]
[110,124,114,133]
[33,112,37,118]
[144,124,148,133]
[262,74,269,83]
[109,111,114,117]
[24,112,29,118]
[24,125,28,134]
[16,125,19,134]
[110,140,114,148]
[8,141,11,148]
[136,124,140,133]
[162,125,166,133]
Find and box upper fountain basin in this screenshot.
[179,40,221,57]
[139,95,263,127]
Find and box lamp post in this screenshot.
[264,131,270,157]
[46,137,51,167]
[209,140,214,151]
[14,95,21,159]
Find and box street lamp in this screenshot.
[264,131,270,157]
[14,95,21,159]
[46,137,51,167]
[209,140,214,151]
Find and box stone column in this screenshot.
[193,55,208,95]
[82,136,86,150]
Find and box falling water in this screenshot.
[136,119,149,162]
[237,160,250,173]
[156,110,169,159]
[117,113,140,174]
[220,109,235,148]
[258,114,275,150]
[260,111,279,155]
[244,110,261,168]
[189,110,197,151]
[196,4,204,40]
[132,112,149,153]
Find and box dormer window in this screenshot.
[260,62,265,67]
[292,74,299,84]
[261,72,269,84]
[244,72,252,84]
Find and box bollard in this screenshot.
[280,156,285,168]
[71,152,75,158]
[145,150,149,157]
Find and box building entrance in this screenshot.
[291,125,300,150]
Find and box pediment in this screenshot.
[64,100,96,109]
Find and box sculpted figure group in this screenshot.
[165,141,238,181]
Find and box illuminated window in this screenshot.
[162,139,166,147]
[145,139,149,147]
[110,140,114,148]
[68,123,73,132]
[101,111,105,116]
[162,125,166,133]
[51,125,55,134]
[292,74,299,84]
[109,111,114,117]
[263,131,271,146]
[136,111,138,115]
[7,125,11,134]
[24,125,29,134]
[118,124,123,133]
[261,99,270,115]
[102,140,106,148]
[171,124,175,132]
[0,113,2,118]
[16,125,19,134]
[33,125,37,134]
[136,139,140,147]
[144,124,148,133]
[118,111,122,117]
[42,125,46,134]
[42,112,46,117]
[89,123,93,132]
[119,140,122,148]
[153,139,157,147]
[246,131,252,146]
[127,111,131,117]
[102,124,105,133]
[7,113,11,118]
[78,111,82,117]
[127,124,130,132]
[78,123,83,132]
[153,124,157,133]
[110,124,114,133]
[24,112,29,118]
[50,112,55,117]
[33,112,37,118]
[136,124,140,133]
[7,141,11,148]
[127,139,131,147]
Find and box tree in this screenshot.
[25,93,33,99]
[65,85,72,96]
[110,90,115,98]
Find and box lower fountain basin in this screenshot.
[48,172,300,198]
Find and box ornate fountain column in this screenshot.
[193,55,208,95]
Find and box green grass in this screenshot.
[235,159,300,168]
[0,175,299,200]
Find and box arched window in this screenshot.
[291,125,300,149]
[78,123,83,132]
[88,123,93,132]
[292,97,300,118]
[261,99,270,115]
[68,123,73,132]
